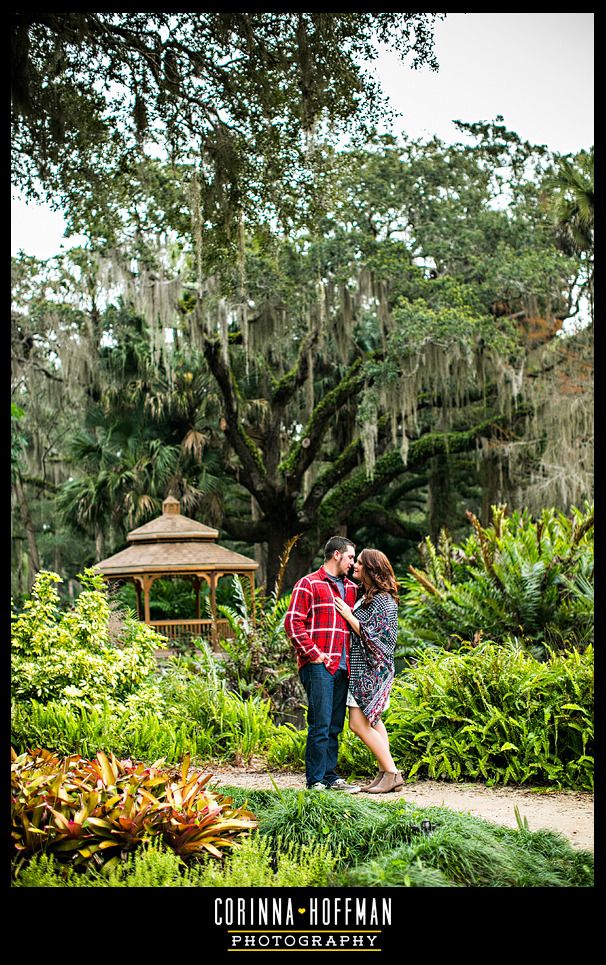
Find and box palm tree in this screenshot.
[547,149,593,324]
[550,149,594,255]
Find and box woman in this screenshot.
[334,548,403,794]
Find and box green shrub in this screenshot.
[247,790,593,888]
[384,642,593,789]
[338,821,593,888]
[11,748,257,875]
[217,572,305,716]
[11,568,163,707]
[399,504,593,658]
[193,833,339,887]
[11,644,280,765]
[254,790,425,866]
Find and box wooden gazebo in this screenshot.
[95,496,258,648]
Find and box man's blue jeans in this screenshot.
[299,662,348,787]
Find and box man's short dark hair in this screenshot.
[324,536,355,561]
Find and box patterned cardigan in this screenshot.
[348,592,398,726]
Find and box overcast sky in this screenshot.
[11,11,594,260]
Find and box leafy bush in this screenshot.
[217,573,305,717]
[11,748,257,876]
[11,568,164,707]
[11,659,279,765]
[383,642,593,789]
[398,504,593,658]
[259,642,593,791]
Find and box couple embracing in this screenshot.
[284,536,403,795]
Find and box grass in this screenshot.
[216,786,593,888]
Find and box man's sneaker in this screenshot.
[326,778,361,793]
[307,782,328,791]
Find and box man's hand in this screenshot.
[310,654,328,664]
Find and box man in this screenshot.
[284,536,361,792]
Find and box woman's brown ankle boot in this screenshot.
[366,770,404,794]
[360,771,384,792]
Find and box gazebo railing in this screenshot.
[149,618,235,646]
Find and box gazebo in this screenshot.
[95,495,258,648]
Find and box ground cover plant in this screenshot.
[223,787,593,888]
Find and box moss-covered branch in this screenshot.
[318,411,528,530]
[202,335,269,501]
[279,357,366,486]
[270,328,319,409]
[349,500,427,542]
[300,413,391,522]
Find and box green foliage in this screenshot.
[14,834,338,888]
[399,504,594,658]
[11,748,257,876]
[228,789,592,888]
[13,783,593,888]
[255,789,425,866]
[383,643,593,790]
[337,820,593,888]
[257,641,594,791]
[192,833,339,887]
[217,568,305,717]
[11,652,278,765]
[11,568,163,707]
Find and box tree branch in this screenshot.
[221,516,271,542]
[318,410,529,529]
[280,356,367,489]
[349,500,426,542]
[202,334,271,507]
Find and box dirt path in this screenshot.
[208,763,594,852]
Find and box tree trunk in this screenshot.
[13,475,40,590]
[428,453,456,541]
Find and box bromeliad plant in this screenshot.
[11,748,257,876]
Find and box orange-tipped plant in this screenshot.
[11,748,257,875]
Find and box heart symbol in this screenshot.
[298,908,306,914]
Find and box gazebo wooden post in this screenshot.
[209,572,218,650]
[142,574,154,623]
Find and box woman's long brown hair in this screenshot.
[358,548,400,604]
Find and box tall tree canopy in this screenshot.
[12,11,442,246]
[11,14,592,595]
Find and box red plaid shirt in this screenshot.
[284,565,358,673]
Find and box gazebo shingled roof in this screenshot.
[95,495,258,646]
